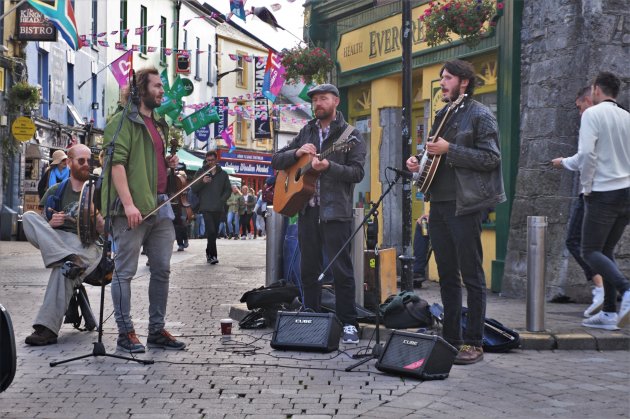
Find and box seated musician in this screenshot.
[22,144,104,346]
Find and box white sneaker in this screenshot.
[582,312,619,331]
[342,325,359,344]
[584,287,604,318]
[617,290,630,328]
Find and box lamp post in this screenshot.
[216,66,243,82]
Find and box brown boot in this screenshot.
[25,325,58,346]
[453,345,483,365]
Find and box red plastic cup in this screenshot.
[220,318,233,336]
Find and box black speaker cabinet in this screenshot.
[376,331,457,380]
[0,304,16,393]
[271,311,342,353]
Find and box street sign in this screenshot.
[11,116,36,142]
[195,126,211,142]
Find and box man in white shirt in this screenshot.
[571,71,630,330]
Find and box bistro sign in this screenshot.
[16,2,57,42]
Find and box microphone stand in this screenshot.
[312,173,401,372]
[51,94,153,367]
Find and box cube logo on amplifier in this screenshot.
[376,330,457,380]
[271,311,342,353]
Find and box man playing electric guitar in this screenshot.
[271,83,366,344]
[406,60,505,365]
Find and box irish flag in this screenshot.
[27,0,78,50]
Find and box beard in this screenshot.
[143,96,162,110]
[71,165,90,182]
[314,108,334,121]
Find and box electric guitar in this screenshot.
[414,93,466,193]
[273,136,358,217]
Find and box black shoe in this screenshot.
[210,256,219,265]
[25,325,57,346]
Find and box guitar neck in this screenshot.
[302,145,338,172]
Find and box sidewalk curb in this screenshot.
[229,304,630,351]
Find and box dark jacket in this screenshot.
[271,111,366,221]
[431,98,506,215]
[191,165,232,213]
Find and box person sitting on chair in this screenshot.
[22,144,104,346]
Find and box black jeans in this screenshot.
[581,188,630,313]
[202,211,222,259]
[429,201,485,348]
[566,195,596,282]
[298,205,357,327]
[240,213,253,236]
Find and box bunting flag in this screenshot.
[181,104,220,135]
[109,50,133,88]
[230,0,246,21]
[27,0,79,50]
[298,81,317,102]
[221,123,236,152]
[160,69,170,93]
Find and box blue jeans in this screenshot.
[565,195,596,282]
[581,188,630,313]
[429,201,485,348]
[227,211,239,236]
[111,215,175,334]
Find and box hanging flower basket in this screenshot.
[8,81,40,112]
[281,45,334,85]
[420,0,500,48]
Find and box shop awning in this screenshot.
[177,148,204,171]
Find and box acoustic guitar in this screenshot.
[273,136,358,217]
[414,93,466,193]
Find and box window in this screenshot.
[236,55,246,88]
[140,5,147,55]
[195,37,201,80]
[183,29,188,52]
[207,44,213,85]
[120,1,127,48]
[67,63,74,125]
[38,49,49,118]
[160,16,167,64]
[91,0,98,47]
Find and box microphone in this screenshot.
[130,70,140,106]
[387,166,419,181]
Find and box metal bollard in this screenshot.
[526,216,547,332]
[265,208,284,286]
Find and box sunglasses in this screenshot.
[72,157,90,165]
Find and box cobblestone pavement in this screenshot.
[0,239,628,418]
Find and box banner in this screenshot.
[254,56,271,139]
[221,123,235,152]
[213,97,229,138]
[262,50,286,103]
[108,50,133,88]
[229,0,246,21]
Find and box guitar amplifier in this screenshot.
[271,311,342,353]
[376,331,457,380]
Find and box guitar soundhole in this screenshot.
[294,169,302,182]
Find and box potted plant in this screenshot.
[8,81,40,112]
[420,0,501,48]
[280,45,334,85]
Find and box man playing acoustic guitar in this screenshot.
[272,84,366,344]
[406,60,505,365]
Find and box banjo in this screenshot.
[414,93,466,193]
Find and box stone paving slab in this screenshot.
[1,238,629,418]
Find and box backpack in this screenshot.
[37,167,51,199]
[44,178,70,221]
[262,183,274,205]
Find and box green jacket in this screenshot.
[100,104,169,217]
[227,192,244,213]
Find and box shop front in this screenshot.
[217,148,273,194]
[306,0,522,290]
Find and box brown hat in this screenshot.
[51,150,68,165]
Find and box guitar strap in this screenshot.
[333,124,356,147]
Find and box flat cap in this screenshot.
[307,83,339,98]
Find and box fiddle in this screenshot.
[167,139,193,223]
